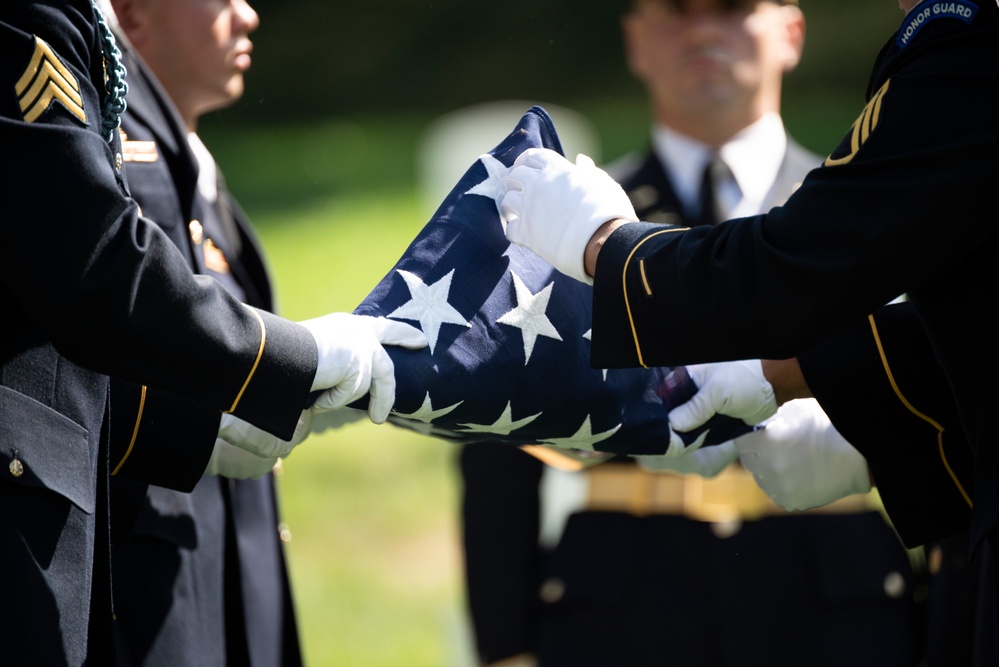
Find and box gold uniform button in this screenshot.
[9,458,24,478]
[189,220,204,245]
[115,152,123,171]
[539,578,566,604]
[928,545,944,576]
[710,518,743,539]
[883,571,907,599]
[278,522,293,543]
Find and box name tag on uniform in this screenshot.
[119,129,159,163]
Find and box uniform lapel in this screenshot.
[119,47,199,221]
[619,150,688,226]
[762,136,820,211]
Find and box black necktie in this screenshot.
[695,157,720,227]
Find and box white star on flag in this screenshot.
[539,415,621,451]
[465,154,512,220]
[497,271,562,364]
[351,107,750,458]
[392,392,463,422]
[388,269,471,354]
[457,401,542,435]
[583,329,609,380]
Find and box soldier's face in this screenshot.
[131,0,260,125]
[623,0,802,117]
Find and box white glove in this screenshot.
[502,148,638,284]
[633,441,738,477]
[204,439,278,479]
[669,360,777,433]
[735,398,872,511]
[300,314,428,422]
[218,410,313,459]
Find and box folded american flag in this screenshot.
[353,106,746,456]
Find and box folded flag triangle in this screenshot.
[353,106,747,457]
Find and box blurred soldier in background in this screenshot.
[103,0,303,664]
[459,1,922,665]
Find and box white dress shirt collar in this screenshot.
[188,132,219,205]
[652,112,788,219]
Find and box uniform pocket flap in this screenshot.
[0,385,95,514]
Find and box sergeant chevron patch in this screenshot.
[825,80,890,168]
[15,37,87,125]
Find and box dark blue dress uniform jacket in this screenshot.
[461,140,922,667]
[0,2,316,664]
[108,45,302,667]
[589,0,999,554]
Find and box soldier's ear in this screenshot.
[778,5,805,72]
[621,11,650,83]
[110,0,146,45]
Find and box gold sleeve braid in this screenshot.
[621,227,688,369]
[226,306,267,414]
[111,385,147,476]
[867,314,972,508]
[110,308,265,474]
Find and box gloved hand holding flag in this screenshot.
[349,106,749,458]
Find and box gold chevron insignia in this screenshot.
[825,79,891,168]
[15,36,87,125]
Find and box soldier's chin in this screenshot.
[233,53,252,72]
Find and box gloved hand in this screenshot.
[502,148,638,284]
[204,439,278,479]
[735,398,872,511]
[300,313,428,422]
[633,441,738,477]
[668,360,777,434]
[218,410,313,459]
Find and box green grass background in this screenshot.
[204,110,479,667]
[201,94,865,666]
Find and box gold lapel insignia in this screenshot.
[629,185,659,213]
[15,36,87,125]
[204,238,231,274]
[189,220,204,246]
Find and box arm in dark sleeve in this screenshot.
[590,57,998,371]
[459,442,544,664]
[798,302,972,547]
[0,7,314,440]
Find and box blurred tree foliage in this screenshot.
[218,0,904,123]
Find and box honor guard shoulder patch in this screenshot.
[897,1,979,48]
[15,37,87,125]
